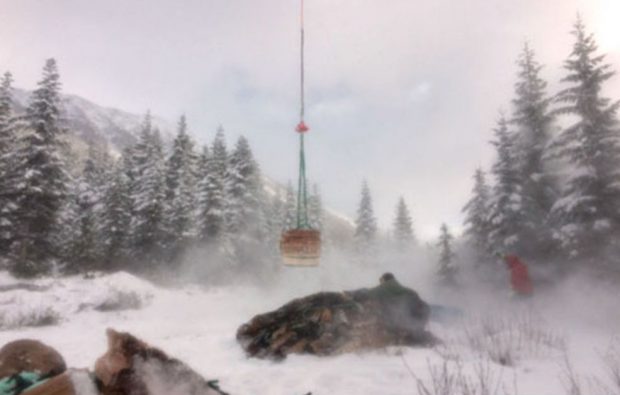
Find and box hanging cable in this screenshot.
[296,0,310,229]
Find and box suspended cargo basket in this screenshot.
[280,229,321,266]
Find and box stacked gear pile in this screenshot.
[236,274,434,359]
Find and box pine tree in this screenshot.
[511,43,556,259]
[164,115,194,201]
[163,115,197,259]
[129,115,166,268]
[225,136,267,238]
[100,157,132,270]
[437,223,457,285]
[198,127,228,242]
[462,168,492,258]
[282,181,297,231]
[10,59,68,277]
[196,127,227,242]
[308,183,323,231]
[393,196,414,249]
[354,180,377,250]
[63,149,105,272]
[264,191,285,262]
[487,116,527,253]
[224,136,269,267]
[549,17,620,263]
[0,72,18,257]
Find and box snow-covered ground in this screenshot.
[0,268,619,395]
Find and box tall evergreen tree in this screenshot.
[511,43,556,259]
[224,136,268,266]
[197,127,227,242]
[549,18,620,263]
[354,180,377,250]
[63,149,105,272]
[282,181,297,231]
[0,72,17,257]
[10,59,68,277]
[462,168,492,258]
[163,115,197,259]
[100,157,132,270]
[393,196,414,249]
[487,116,527,253]
[308,183,324,231]
[264,190,285,262]
[129,115,166,267]
[225,136,266,235]
[437,223,457,285]
[164,115,194,201]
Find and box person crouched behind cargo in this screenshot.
[368,273,431,344]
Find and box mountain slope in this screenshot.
[12,88,174,152]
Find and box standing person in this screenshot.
[498,253,533,296]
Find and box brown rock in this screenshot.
[0,339,66,379]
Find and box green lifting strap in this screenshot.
[296,133,309,229]
[295,0,311,230]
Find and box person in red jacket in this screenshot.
[499,253,533,296]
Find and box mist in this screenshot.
[1,1,620,394]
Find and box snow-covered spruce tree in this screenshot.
[224,136,269,267]
[282,181,297,231]
[10,59,69,277]
[511,43,557,259]
[308,183,324,231]
[196,126,227,242]
[393,196,415,250]
[99,156,132,270]
[354,180,377,253]
[462,168,492,260]
[548,18,620,264]
[487,116,528,254]
[436,223,457,285]
[0,72,18,258]
[263,190,286,264]
[128,115,166,269]
[62,148,107,273]
[163,115,197,260]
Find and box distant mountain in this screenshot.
[12,88,174,153]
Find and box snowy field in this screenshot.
[1,267,619,395]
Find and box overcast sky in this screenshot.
[1,0,620,239]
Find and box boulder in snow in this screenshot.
[0,339,66,380]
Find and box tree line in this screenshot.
[0,59,323,279]
[462,18,620,274]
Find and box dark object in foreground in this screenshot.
[95,329,228,395]
[237,274,434,359]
